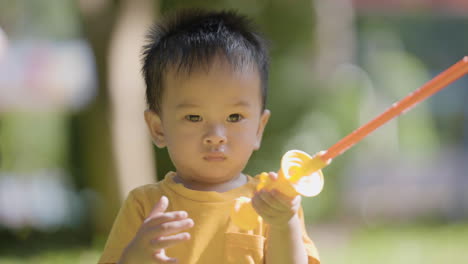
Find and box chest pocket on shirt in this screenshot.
[224,232,264,264]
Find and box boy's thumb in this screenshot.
[144,195,169,223]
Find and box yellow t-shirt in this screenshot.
[98,172,320,264]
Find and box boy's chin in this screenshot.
[180,170,243,184]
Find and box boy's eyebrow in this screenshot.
[176,103,199,109]
[232,100,251,107]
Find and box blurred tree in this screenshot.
[76,0,121,236]
[107,0,157,200]
[76,0,158,236]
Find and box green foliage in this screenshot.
[0,112,69,172]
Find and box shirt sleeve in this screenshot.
[298,206,321,264]
[98,190,146,264]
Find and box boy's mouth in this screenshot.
[203,152,226,161]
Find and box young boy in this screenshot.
[99,9,320,264]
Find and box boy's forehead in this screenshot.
[164,59,261,91]
[165,55,259,81]
[162,61,262,108]
[175,99,252,109]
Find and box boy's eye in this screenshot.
[185,115,202,122]
[227,113,243,122]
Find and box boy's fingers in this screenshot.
[152,218,194,237]
[154,250,178,263]
[258,190,286,211]
[252,193,277,216]
[270,189,297,207]
[144,196,169,224]
[291,195,302,212]
[151,232,191,250]
[292,194,301,205]
[268,172,278,181]
[145,211,188,228]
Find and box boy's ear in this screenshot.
[144,109,166,148]
[254,109,271,150]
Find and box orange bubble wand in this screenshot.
[232,56,468,230]
[302,56,468,173]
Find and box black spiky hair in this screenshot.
[141,9,269,113]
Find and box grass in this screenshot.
[0,228,102,264]
[0,248,101,264]
[316,222,468,264]
[1,223,467,263]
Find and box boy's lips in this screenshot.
[203,152,226,161]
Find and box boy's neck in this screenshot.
[173,173,248,192]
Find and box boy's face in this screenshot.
[145,59,270,185]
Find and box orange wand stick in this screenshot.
[298,56,468,178]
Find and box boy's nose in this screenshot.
[203,125,227,145]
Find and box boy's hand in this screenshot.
[119,196,194,264]
[251,172,301,228]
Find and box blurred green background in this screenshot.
[1,0,468,263]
